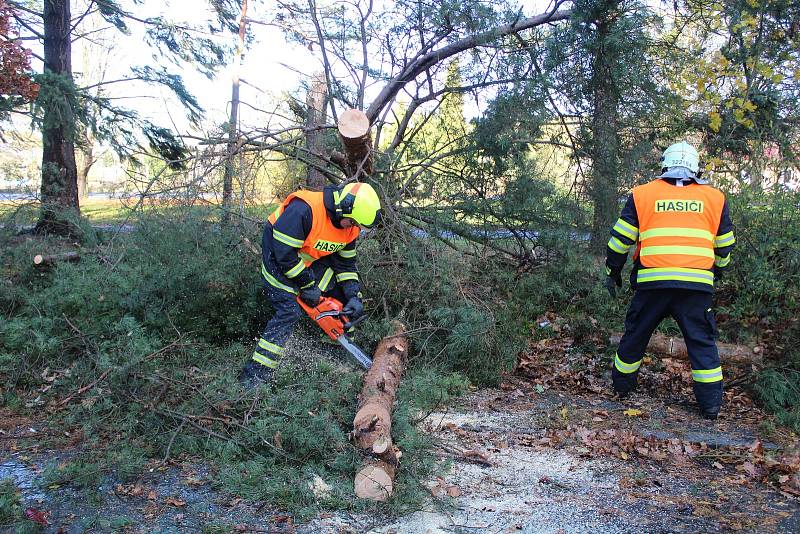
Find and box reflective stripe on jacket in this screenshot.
[268,190,360,266]
[631,179,726,291]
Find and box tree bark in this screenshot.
[588,5,621,252]
[306,72,328,189]
[353,322,407,501]
[222,0,248,224]
[609,332,763,367]
[338,109,372,180]
[37,0,79,235]
[76,139,94,200]
[33,251,80,267]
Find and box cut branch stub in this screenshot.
[337,108,372,180]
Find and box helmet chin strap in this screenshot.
[332,189,347,227]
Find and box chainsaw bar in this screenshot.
[336,335,373,370]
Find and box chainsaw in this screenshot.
[296,296,373,370]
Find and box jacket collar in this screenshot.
[657,166,708,186]
[322,185,345,228]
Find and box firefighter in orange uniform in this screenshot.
[605,142,735,419]
[239,182,382,387]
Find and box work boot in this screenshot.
[612,368,638,398]
[700,405,720,421]
[238,361,274,389]
[693,382,723,421]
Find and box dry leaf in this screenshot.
[24,508,48,526]
[164,496,186,507]
[623,409,643,417]
[446,485,461,497]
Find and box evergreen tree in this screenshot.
[541,0,672,249]
[6,0,240,234]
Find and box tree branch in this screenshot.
[365,3,572,122]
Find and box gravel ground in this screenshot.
[3,383,798,533]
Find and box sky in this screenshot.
[6,0,556,145]
[71,0,551,136]
[96,0,320,133]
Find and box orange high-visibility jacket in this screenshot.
[633,179,724,270]
[269,190,360,266]
[606,178,736,292]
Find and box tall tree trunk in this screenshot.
[37,0,79,235]
[222,0,248,224]
[76,136,94,200]
[589,7,621,251]
[305,72,328,189]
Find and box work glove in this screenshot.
[604,269,622,298]
[299,283,321,306]
[342,296,364,320]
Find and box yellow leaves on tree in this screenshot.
[709,111,722,132]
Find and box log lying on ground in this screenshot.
[353,322,408,501]
[337,108,372,180]
[609,332,763,367]
[33,251,80,267]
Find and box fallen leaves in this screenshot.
[623,409,643,417]
[428,476,462,498]
[24,508,49,526]
[163,496,186,507]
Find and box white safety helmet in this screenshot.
[661,141,699,174]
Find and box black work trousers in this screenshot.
[250,255,349,369]
[612,288,723,411]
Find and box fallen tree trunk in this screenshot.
[337,108,372,180]
[609,332,763,367]
[33,251,80,266]
[353,322,407,501]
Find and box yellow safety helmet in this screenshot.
[334,182,382,228]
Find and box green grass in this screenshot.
[0,479,42,533]
[0,198,278,226]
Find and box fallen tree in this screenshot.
[353,321,408,501]
[609,332,763,367]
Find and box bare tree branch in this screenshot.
[365,3,572,122]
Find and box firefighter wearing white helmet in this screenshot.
[661,141,699,173]
[239,182,382,387]
[604,141,735,420]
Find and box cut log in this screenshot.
[353,322,408,501]
[33,251,80,266]
[337,108,372,180]
[609,332,763,367]
[354,460,396,502]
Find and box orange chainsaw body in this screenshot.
[297,296,349,340]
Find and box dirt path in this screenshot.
[358,385,799,533]
[3,380,799,533]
